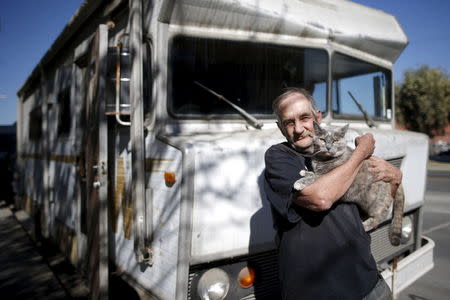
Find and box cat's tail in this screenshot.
[389,184,405,246]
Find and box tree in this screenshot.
[396,66,450,137]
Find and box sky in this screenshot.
[0,0,449,126]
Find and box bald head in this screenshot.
[273,88,318,121]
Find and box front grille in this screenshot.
[248,251,280,299]
[369,211,416,264]
[187,272,196,300]
[387,157,404,168]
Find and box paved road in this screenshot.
[398,162,450,300]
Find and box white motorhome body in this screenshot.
[16,0,434,299]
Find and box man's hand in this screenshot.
[368,156,403,197]
[354,134,375,159]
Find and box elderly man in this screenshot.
[264,88,401,300]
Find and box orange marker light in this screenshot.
[164,172,176,186]
[238,266,255,288]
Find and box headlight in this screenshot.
[197,268,230,300]
[401,216,413,244]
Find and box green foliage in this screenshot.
[396,66,450,137]
[394,85,404,126]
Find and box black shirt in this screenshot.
[264,142,378,300]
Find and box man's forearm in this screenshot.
[293,149,366,211]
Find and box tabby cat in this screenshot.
[293,122,404,246]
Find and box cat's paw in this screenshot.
[294,170,316,191]
[299,169,314,178]
[293,179,306,191]
[362,218,378,231]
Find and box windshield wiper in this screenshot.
[347,91,377,128]
[194,81,263,129]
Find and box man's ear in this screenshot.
[276,121,287,138]
[315,110,323,123]
[276,121,282,132]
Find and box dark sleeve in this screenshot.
[264,144,306,223]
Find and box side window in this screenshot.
[58,88,71,136]
[331,52,392,121]
[29,108,42,141]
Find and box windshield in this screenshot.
[169,36,328,118]
[332,52,392,121]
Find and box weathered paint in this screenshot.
[110,136,183,300]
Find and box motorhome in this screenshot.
[15,0,434,299]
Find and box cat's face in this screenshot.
[312,122,349,159]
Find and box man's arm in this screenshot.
[292,134,375,212]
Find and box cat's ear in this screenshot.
[313,121,324,134]
[335,124,349,139]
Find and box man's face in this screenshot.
[276,94,321,153]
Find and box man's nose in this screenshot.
[294,121,304,134]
